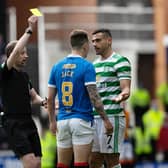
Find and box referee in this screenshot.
[0,15,47,168]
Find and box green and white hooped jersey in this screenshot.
[93,52,131,116]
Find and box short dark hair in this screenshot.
[70,29,89,49]
[92,29,112,38]
[5,41,17,58]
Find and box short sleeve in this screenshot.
[48,65,57,88]
[84,63,96,86]
[115,57,131,80]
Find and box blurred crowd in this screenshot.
[120,84,168,168]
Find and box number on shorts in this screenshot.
[62,82,73,106]
[107,134,112,144]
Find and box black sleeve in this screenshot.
[28,80,33,90]
[24,72,33,90]
[0,61,11,81]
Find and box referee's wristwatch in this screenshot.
[25,27,33,35]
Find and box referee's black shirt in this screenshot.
[0,61,33,118]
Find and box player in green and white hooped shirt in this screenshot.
[89,29,131,168]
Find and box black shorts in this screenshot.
[3,117,42,158]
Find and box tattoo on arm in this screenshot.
[86,84,108,120]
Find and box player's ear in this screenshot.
[107,37,112,45]
[83,42,89,52]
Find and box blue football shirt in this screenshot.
[48,54,96,121]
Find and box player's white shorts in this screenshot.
[92,115,126,153]
[57,118,95,148]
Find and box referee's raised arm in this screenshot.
[6,15,38,70]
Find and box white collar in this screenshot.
[67,54,82,58]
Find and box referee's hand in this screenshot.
[41,97,48,109]
[28,15,38,31]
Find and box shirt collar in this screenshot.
[67,54,82,58]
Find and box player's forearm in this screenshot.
[47,98,56,122]
[87,84,109,121]
[117,87,130,102]
[48,110,55,123]
[120,80,131,101]
[121,89,130,101]
[113,79,131,102]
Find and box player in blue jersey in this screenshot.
[47,29,113,168]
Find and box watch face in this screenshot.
[26,28,33,34]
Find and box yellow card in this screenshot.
[30,8,42,16]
